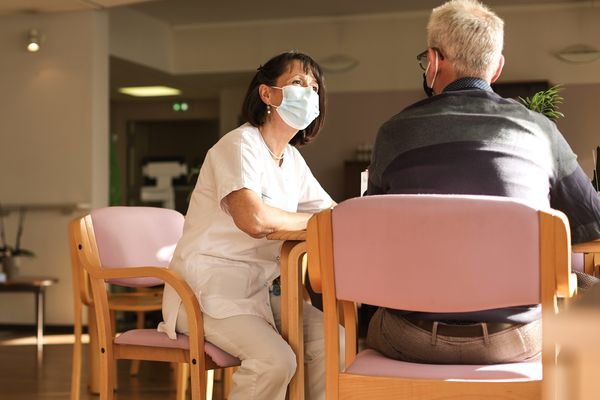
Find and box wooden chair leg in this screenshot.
[189,361,204,400]
[129,311,145,376]
[110,310,117,336]
[107,311,119,390]
[176,363,189,400]
[98,351,115,400]
[214,368,223,381]
[87,307,100,394]
[71,298,82,400]
[176,364,215,400]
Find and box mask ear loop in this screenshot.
[266,86,283,109]
[427,50,439,94]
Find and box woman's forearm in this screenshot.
[223,188,312,238]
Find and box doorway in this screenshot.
[126,119,219,214]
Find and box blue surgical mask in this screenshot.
[271,85,320,130]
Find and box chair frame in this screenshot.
[70,212,234,400]
[307,197,577,400]
[69,235,165,399]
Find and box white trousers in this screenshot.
[176,291,340,400]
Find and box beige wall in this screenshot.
[557,83,600,176]
[219,87,247,135]
[0,11,108,325]
[109,7,173,72]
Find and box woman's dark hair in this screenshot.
[241,51,326,146]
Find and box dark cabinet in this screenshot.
[344,160,370,200]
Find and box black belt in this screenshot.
[403,315,518,338]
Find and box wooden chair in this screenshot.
[543,303,600,399]
[70,231,164,399]
[307,195,577,400]
[572,240,600,277]
[69,206,240,400]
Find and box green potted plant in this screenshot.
[0,207,35,281]
[519,84,564,121]
[520,86,599,193]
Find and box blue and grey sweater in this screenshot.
[368,78,600,323]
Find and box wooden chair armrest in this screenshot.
[95,267,193,300]
[95,266,204,349]
[572,239,600,253]
[266,230,307,241]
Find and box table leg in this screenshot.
[280,241,307,400]
[35,288,45,362]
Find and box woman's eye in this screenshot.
[292,79,302,85]
[312,86,319,93]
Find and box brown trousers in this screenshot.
[366,308,541,364]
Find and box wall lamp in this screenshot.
[27,29,42,52]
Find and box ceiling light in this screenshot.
[319,54,359,73]
[556,45,600,64]
[27,29,41,52]
[118,86,182,97]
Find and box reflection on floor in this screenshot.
[0,329,225,400]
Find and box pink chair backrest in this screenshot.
[332,195,541,312]
[90,207,184,287]
[571,252,584,273]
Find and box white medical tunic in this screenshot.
[158,123,333,339]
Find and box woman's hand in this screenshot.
[223,188,312,238]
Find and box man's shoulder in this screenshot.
[375,89,564,149]
[382,90,542,127]
[377,94,453,133]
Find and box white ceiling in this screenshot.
[110,57,254,101]
[131,0,587,26]
[2,0,590,25]
[4,0,594,101]
[0,0,151,15]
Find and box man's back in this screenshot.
[368,85,600,244]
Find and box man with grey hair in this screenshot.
[366,0,600,364]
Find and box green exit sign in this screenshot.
[172,102,189,112]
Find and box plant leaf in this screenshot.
[519,85,565,121]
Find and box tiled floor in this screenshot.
[0,329,225,400]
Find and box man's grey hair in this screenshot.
[427,0,504,80]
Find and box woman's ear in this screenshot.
[258,84,271,105]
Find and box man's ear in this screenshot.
[427,48,438,69]
[490,54,505,83]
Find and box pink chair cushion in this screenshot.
[571,252,584,273]
[346,349,541,382]
[332,195,541,312]
[114,329,241,367]
[91,207,184,287]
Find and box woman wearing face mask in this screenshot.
[158,51,335,400]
